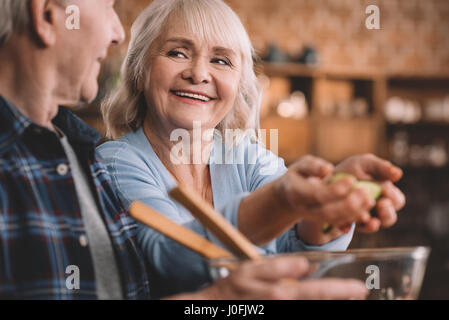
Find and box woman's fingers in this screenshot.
[338,223,353,234]
[325,177,357,199]
[291,155,334,178]
[285,173,355,207]
[380,181,406,211]
[361,155,403,182]
[357,218,381,233]
[375,198,398,228]
[336,154,403,182]
[309,189,374,226]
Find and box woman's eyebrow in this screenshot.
[164,38,237,57]
[214,47,236,58]
[164,37,194,47]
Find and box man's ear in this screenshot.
[29,0,64,47]
[137,75,143,92]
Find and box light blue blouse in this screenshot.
[97,127,354,298]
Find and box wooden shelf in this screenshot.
[386,122,449,128]
[387,72,449,81]
[260,62,319,78]
[262,62,449,81]
[261,62,382,80]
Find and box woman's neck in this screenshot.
[143,118,215,204]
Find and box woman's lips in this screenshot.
[171,89,214,100]
[170,91,215,105]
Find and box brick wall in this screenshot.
[115,0,449,73]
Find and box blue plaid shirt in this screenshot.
[0,96,150,299]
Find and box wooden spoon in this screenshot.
[169,185,262,261]
[129,201,233,260]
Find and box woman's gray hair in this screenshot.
[102,0,262,139]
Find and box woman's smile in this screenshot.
[170,89,217,106]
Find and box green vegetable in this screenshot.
[327,172,355,184]
[322,173,382,234]
[354,181,382,201]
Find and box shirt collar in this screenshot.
[0,95,101,151]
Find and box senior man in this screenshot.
[0,0,403,300]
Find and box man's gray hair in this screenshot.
[0,0,30,47]
[0,0,67,47]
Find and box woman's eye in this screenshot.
[167,50,187,59]
[212,58,231,66]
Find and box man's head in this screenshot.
[0,0,125,105]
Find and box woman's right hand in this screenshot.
[274,156,375,228]
[170,256,368,300]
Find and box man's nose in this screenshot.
[182,58,212,84]
[111,12,126,45]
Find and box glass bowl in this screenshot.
[208,246,430,300]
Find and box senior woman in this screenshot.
[98,0,405,298]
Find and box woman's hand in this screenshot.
[168,256,368,300]
[274,155,373,245]
[238,154,404,247]
[275,155,375,229]
[334,154,406,233]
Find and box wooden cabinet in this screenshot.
[259,62,449,165]
[260,117,311,163]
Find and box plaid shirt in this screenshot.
[0,96,150,299]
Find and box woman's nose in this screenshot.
[182,58,212,84]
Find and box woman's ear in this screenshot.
[29,0,63,47]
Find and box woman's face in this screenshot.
[143,20,242,132]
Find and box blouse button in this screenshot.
[56,163,69,176]
[79,235,88,247]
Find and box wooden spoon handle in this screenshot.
[169,185,262,260]
[129,201,233,260]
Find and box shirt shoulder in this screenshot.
[96,131,172,197]
[97,129,158,166]
[97,137,152,171]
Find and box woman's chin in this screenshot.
[169,115,216,131]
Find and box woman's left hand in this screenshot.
[293,154,406,245]
[334,154,405,233]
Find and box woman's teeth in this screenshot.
[173,91,211,102]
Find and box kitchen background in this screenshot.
[76,0,449,299]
